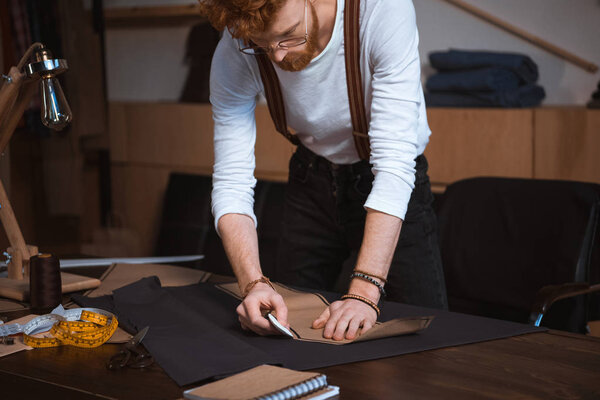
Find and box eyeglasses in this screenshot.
[238,0,308,55]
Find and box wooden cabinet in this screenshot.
[424,107,600,188]
[534,107,600,184]
[425,108,534,187]
[108,103,600,255]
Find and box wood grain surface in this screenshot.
[1,303,599,400]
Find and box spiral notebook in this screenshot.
[183,365,339,400]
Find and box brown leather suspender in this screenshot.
[254,0,370,160]
[255,53,300,145]
[342,0,370,160]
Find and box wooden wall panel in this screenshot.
[534,108,600,184]
[109,103,598,255]
[108,102,294,254]
[108,102,129,163]
[111,164,169,256]
[254,105,295,181]
[425,108,534,186]
[109,102,294,179]
[121,102,214,170]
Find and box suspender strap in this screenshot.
[254,0,370,159]
[343,0,370,160]
[255,53,300,145]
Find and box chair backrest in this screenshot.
[155,173,287,278]
[436,177,600,332]
[155,173,213,261]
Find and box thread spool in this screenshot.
[29,254,62,312]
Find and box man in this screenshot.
[200,0,447,341]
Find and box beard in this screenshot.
[276,3,319,72]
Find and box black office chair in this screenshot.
[436,177,600,334]
[155,173,286,278]
[155,173,213,266]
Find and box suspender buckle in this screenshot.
[286,126,300,145]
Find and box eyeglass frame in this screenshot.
[237,0,308,55]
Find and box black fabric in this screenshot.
[437,177,600,333]
[426,67,521,92]
[425,84,545,108]
[73,277,545,387]
[277,145,448,309]
[74,278,281,386]
[429,49,539,83]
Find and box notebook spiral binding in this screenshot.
[256,375,328,400]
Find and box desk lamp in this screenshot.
[0,42,100,301]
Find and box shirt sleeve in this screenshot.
[363,0,423,220]
[210,31,263,234]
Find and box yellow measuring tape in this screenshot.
[24,310,118,349]
[0,307,119,349]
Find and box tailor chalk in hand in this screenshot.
[267,313,293,338]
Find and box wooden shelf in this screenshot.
[104,4,206,28]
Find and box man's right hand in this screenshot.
[236,282,289,336]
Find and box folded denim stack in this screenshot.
[424,49,546,108]
[587,81,600,109]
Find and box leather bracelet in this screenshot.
[341,293,380,317]
[353,269,387,284]
[241,276,275,298]
[350,272,386,298]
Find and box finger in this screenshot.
[345,317,363,340]
[239,317,249,331]
[323,309,342,339]
[332,315,352,341]
[243,299,273,333]
[361,319,375,335]
[270,294,289,328]
[240,312,274,336]
[312,307,331,329]
[236,303,246,319]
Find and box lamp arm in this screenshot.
[0,67,25,132]
[0,44,44,280]
[0,79,38,279]
[0,79,37,154]
[0,179,29,279]
[16,42,45,70]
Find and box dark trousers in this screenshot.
[276,145,448,310]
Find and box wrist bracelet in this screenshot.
[353,269,387,284]
[241,276,275,298]
[350,272,387,298]
[341,293,380,317]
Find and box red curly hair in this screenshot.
[199,0,287,41]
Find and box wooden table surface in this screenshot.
[1,306,599,400]
[1,266,599,399]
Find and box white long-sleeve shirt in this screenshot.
[210,0,431,231]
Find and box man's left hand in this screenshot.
[312,298,377,341]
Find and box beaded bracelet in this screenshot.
[341,293,380,317]
[241,276,275,298]
[350,271,387,298]
[353,269,387,284]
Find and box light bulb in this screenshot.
[40,75,72,131]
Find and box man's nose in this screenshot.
[271,47,288,63]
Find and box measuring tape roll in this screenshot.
[0,306,118,349]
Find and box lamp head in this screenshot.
[24,46,72,131]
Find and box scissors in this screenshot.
[107,326,153,370]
